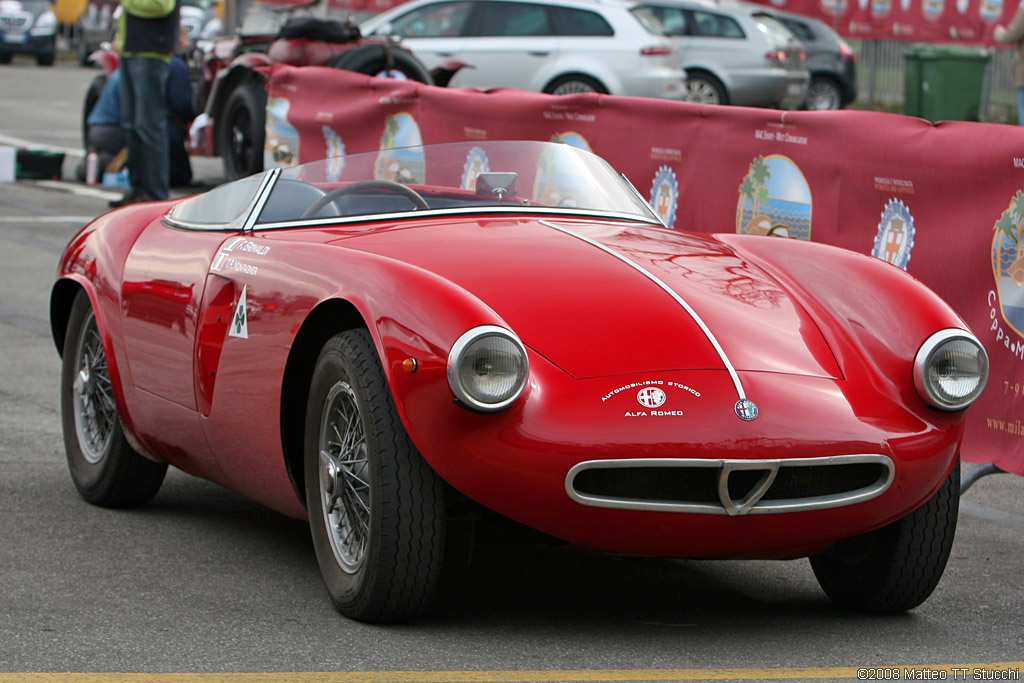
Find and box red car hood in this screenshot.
[340,217,841,380]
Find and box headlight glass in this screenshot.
[914,329,989,411]
[31,10,57,34]
[447,326,528,412]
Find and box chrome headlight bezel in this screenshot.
[913,329,989,411]
[447,325,529,412]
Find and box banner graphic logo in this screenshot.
[736,154,812,240]
[461,147,490,191]
[534,132,593,205]
[650,166,679,229]
[871,198,916,270]
[992,190,1024,337]
[264,97,299,169]
[375,113,424,184]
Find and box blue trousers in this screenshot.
[121,56,170,199]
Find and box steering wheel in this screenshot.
[300,179,430,219]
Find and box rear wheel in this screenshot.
[219,79,266,181]
[304,329,446,622]
[0,54,12,65]
[328,45,433,84]
[805,76,843,110]
[61,290,167,507]
[685,71,727,105]
[810,458,959,613]
[544,74,606,96]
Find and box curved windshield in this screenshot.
[252,140,661,226]
[167,172,269,229]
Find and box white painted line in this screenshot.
[32,180,121,200]
[0,133,84,158]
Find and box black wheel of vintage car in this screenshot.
[810,458,959,613]
[304,328,446,622]
[61,290,168,507]
[685,71,728,106]
[544,74,607,96]
[804,76,843,111]
[328,45,433,85]
[300,179,430,219]
[219,79,266,181]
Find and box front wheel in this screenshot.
[304,329,446,622]
[61,290,167,507]
[810,458,960,613]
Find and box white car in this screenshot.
[360,0,687,100]
[641,0,809,108]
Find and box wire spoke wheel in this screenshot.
[319,381,371,573]
[60,290,167,507]
[304,328,446,622]
[72,310,117,464]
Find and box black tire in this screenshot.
[304,329,446,622]
[810,458,960,613]
[544,74,607,96]
[685,71,727,105]
[219,79,266,181]
[82,73,107,150]
[61,290,167,508]
[0,54,12,65]
[328,44,433,85]
[37,52,55,67]
[804,75,843,111]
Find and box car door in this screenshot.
[453,0,561,91]
[370,0,472,72]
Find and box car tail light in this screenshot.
[799,50,807,62]
[839,39,856,60]
[764,50,787,62]
[641,45,673,56]
[913,329,989,411]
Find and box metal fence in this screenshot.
[850,39,1018,123]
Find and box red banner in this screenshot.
[747,0,1019,45]
[265,63,1024,476]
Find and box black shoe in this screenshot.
[108,190,154,208]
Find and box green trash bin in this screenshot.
[903,44,991,121]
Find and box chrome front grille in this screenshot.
[566,455,894,516]
[0,13,31,31]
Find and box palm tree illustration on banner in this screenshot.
[736,154,812,240]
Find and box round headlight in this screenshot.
[914,329,989,411]
[447,326,528,412]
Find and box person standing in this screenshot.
[109,0,181,207]
[995,9,1024,126]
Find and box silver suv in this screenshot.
[360,0,688,100]
[641,0,808,108]
[0,0,57,66]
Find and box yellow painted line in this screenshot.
[0,664,1021,682]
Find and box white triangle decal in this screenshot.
[229,285,249,339]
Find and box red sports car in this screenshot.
[51,140,988,622]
